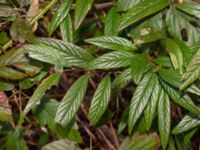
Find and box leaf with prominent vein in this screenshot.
[158,89,170,150]
[27,38,93,68]
[85,36,136,51]
[117,0,141,11]
[172,113,200,134]
[23,73,60,115]
[90,51,135,69]
[49,0,73,35]
[131,52,150,84]
[74,0,93,30]
[166,7,200,45]
[112,68,132,91]
[158,69,200,96]
[55,75,89,126]
[165,39,183,74]
[176,2,200,19]
[128,72,156,133]
[60,14,73,43]
[89,75,111,125]
[104,7,120,36]
[160,79,200,115]
[181,48,200,90]
[119,0,169,31]
[144,76,161,130]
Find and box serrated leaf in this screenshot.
[160,79,200,115]
[49,0,73,35]
[74,0,93,30]
[181,48,200,90]
[89,75,111,125]
[144,77,161,130]
[165,39,183,74]
[128,72,156,133]
[119,132,160,150]
[60,14,73,43]
[104,7,120,36]
[131,52,150,84]
[90,51,135,70]
[26,38,93,68]
[172,113,200,134]
[176,2,200,19]
[42,140,81,150]
[112,68,132,91]
[166,7,200,45]
[118,0,169,31]
[158,89,170,150]
[117,0,141,11]
[55,75,89,126]
[23,73,60,115]
[85,36,136,51]
[158,69,200,96]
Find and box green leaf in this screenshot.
[158,89,170,150]
[172,113,200,134]
[112,68,132,91]
[23,73,60,115]
[85,36,136,51]
[118,0,169,31]
[89,75,111,125]
[74,0,93,30]
[166,7,200,45]
[55,74,89,126]
[0,66,26,80]
[0,80,14,91]
[41,140,81,150]
[0,48,25,66]
[118,105,129,134]
[119,132,160,150]
[6,128,28,150]
[26,38,93,68]
[49,0,73,35]
[158,69,200,96]
[117,0,141,11]
[33,99,60,130]
[128,72,156,133]
[60,14,73,43]
[131,52,150,84]
[160,80,200,115]
[176,2,200,19]
[144,77,161,130]
[90,51,135,69]
[165,39,183,74]
[181,48,200,90]
[104,6,120,36]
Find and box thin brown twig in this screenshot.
[76,117,104,150]
[97,128,116,150]
[109,121,120,148]
[80,103,117,150]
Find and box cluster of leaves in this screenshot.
[1,0,200,149]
